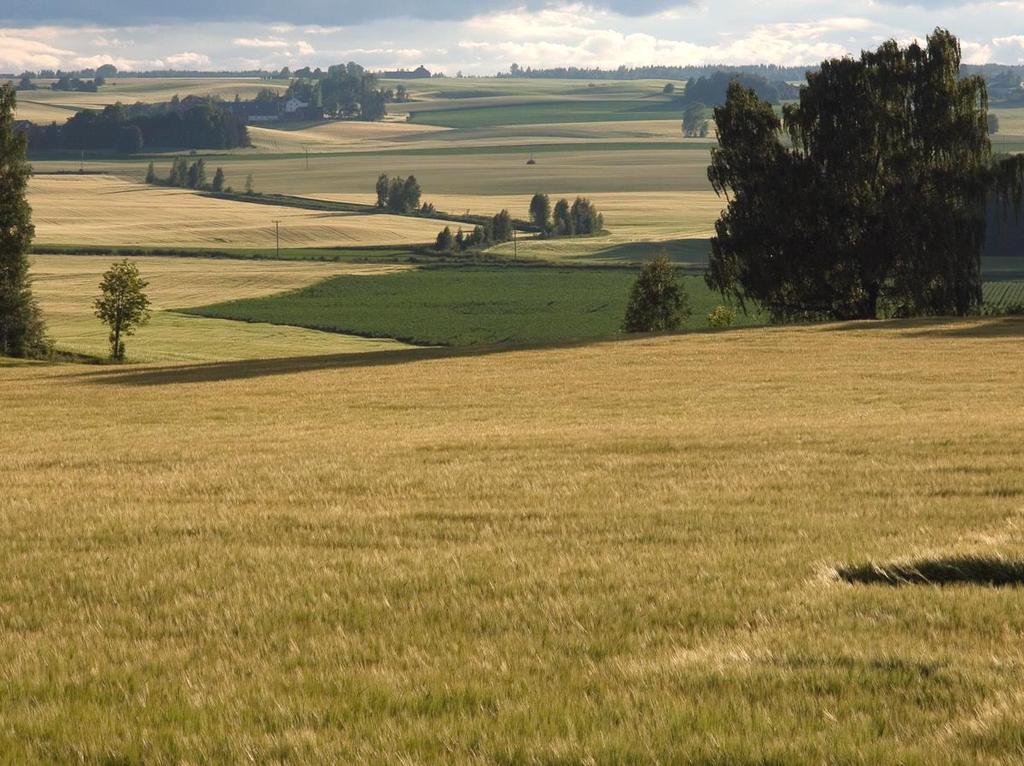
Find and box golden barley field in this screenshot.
[247,118,693,153]
[27,175,450,248]
[312,189,722,262]
[30,254,412,361]
[2,318,1024,763]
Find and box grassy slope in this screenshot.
[31,255,413,362]
[27,176,451,249]
[409,100,682,129]
[184,267,757,346]
[3,319,1024,763]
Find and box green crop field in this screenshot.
[183,266,760,346]
[983,280,1024,310]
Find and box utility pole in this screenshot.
[273,220,280,258]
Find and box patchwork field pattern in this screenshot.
[185,267,759,346]
[28,175,451,249]
[31,254,412,361]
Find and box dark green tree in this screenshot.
[623,254,690,333]
[492,209,513,242]
[402,176,422,211]
[529,193,551,233]
[93,259,151,361]
[0,84,48,358]
[707,29,1024,321]
[168,157,189,187]
[435,226,455,252]
[988,113,1000,135]
[211,167,226,192]
[145,161,157,184]
[682,102,706,137]
[552,198,573,236]
[376,174,390,207]
[116,124,143,154]
[570,197,603,234]
[186,159,207,189]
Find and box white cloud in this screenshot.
[72,54,154,70]
[233,37,289,48]
[0,32,75,70]
[960,40,993,64]
[164,51,210,67]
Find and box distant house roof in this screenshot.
[382,65,431,79]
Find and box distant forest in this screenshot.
[499,62,1023,87]
[19,97,249,154]
[501,63,815,82]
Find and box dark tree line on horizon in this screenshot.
[18,97,249,154]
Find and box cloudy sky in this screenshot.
[1,1,1023,74]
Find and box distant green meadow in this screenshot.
[184,266,762,347]
[410,100,683,129]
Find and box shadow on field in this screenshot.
[835,555,1024,587]
[902,317,1024,338]
[74,334,647,386]
[823,317,1024,338]
[76,346,485,386]
[577,238,710,267]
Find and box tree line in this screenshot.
[375,174,427,213]
[433,195,604,254]
[434,211,515,254]
[18,98,249,154]
[146,159,229,192]
[528,194,603,237]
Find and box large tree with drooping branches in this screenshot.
[707,29,1024,321]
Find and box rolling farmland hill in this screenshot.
[4,318,1024,763]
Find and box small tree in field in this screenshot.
[211,167,226,192]
[623,254,690,333]
[682,102,706,137]
[145,161,157,184]
[94,260,151,361]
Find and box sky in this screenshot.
[1,1,1023,75]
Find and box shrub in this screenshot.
[707,305,736,328]
[623,255,690,333]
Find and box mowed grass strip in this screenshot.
[184,266,761,346]
[3,319,1024,763]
